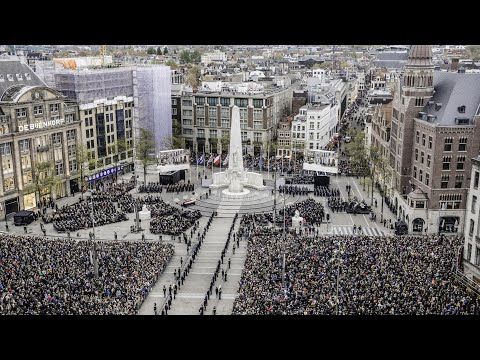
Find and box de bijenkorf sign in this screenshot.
[85,166,123,182]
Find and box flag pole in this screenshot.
[203,145,206,177]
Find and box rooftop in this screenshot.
[418,71,480,126]
[0,60,45,98]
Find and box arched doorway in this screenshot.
[412,218,424,233]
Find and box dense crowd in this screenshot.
[138,182,194,194]
[233,230,479,315]
[278,185,310,196]
[286,174,314,184]
[0,234,174,314]
[264,198,325,227]
[338,159,369,176]
[42,182,135,232]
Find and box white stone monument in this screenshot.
[292,209,303,234]
[210,105,266,195]
[138,204,151,220]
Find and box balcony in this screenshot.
[0,114,11,123]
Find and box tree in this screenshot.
[467,45,480,61]
[23,161,62,205]
[313,62,332,70]
[147,47,156,55]
[345,128,369,188]
[220,134,230,154]
[163,47,168,55]
[180,50,191,64]
[156,47,163,55]
[185,65,202,87]
[165,60,178,69]
[107,138,128,183]
[75,143,95,200]
[136,128,157,185]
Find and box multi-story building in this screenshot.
[370,100,393,160]
[181,83,293,156]
[304,103,339,151]
[276,115,292,158]
[389,45,480,235]
[463,155,480,283]
[291,109,306,158]
[0,75,80,218]
[201,50,227,65]
[54,68,136,176]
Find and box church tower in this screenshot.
[390,45,435,195]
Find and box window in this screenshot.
[183,119,192,126]
[416,131,419,144]
[172,108,177,116]
[55,163,64,176]
[106,114,110,122]
[254,120,263,130]
[415,97,424,107]
[65,114,74,123]
[419,169,423,182]
[415,149,418,161]
[458,137,467,152]
[234,98,248,107]
[207,97,218,106]
[413,166,417,178]
[457,155,465,170]
[52,133,62,145]
[171,98,177,106]
[209,117,216,127]
[21,155,30,169]
[15,108,27,117]
[444,137,452,152]
[182,109,193,116]
[442,156,451,170]
[210,129,217,138]
[183,128,193,135]
[197,107,205,117]
[69,159,77,172]
[19,139,30,153]
[197,117,205,126]
[441,174,449,188]
[68,144,76,157]
[195,97,205,105]
[254,132,262,143]
[182,99,192,107]
[220,98,230,107]
[427,154,431,168]
[221,118,230,128]
[253,109,263,120]
[420,152,424,164]
[49,103,59,113]
[428,136,432,149]
[458,105,466,113]
[67,129,76,141]
[253,99,263,108]
[197,129,205,138]
[34,105,43,115]
[422,134,426,146]
[473,196,477,214]
[0,143,12,156]
[474,171,479,189]
[241,132,248,142]
[476,247,480,266]
[208,107,217,119]
[467,244,472,262]
[425,173,429,186]
[415,201,425,209]
[469,219,475,236]
[3,177,15,191]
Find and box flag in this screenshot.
[223,155,229,166]
[197,154,204,165]
[214,155,221,166]
[207,154,214,166]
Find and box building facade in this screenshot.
[389,45,480,235]
[463,156,480,283]
[180,85,293,156]
[0,85,80,218]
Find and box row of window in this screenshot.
[15,104,59,118]
[465,244,480,266]
[442,156,466,171]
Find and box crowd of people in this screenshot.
[264,198,325,227]
[42,182,135,233]
[314,186,339,197]
[278,185,310,196]
[138,182,194,194]
[0,234,174,314]
[286,174,314,184]
[338,159,369,177]
[232,229,480,315]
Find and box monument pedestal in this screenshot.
[138,205,151,220]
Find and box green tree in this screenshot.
[147,47,156,55]
[190,50,201,64]
[107,138,128,183]
[220,134,230,154]
[136,128,157,185]
[156,47,162,55]
[163,47,168,55]
[345,128,369,188]
[313,62,332,70]
[165,60,178,69]
[75,143,96,200]
[23,161,62,205]
[467,45,480,60]
[185,65,202,87]
[180,50,191,64]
